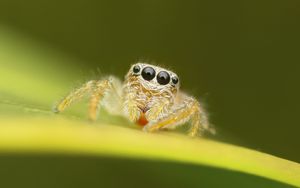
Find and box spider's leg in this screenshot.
[54,80,96,113]
[188,102,209,137]
[88,79,114,121]
[145,97,211,137]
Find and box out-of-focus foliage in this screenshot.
[0,27,299,188]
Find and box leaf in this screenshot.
[0,27,299,188]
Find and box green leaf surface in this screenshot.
[0,27,299,188]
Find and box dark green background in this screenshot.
[0,0,299,162]
[0,155,293,188]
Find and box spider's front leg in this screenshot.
[54,77,118,121]
[145,96,211,137]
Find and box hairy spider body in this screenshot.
[54,63,214,137]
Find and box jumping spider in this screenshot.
[54,63,214,137]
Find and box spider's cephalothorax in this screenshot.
[54,62,215,137]
[123,63,179,124]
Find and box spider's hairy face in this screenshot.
[124,63,180,113]
[125,63,180,95]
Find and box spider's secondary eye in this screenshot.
[133,65,140,73]
[142,67,156,81]
[157,71,170,85]
[172,76,179,85]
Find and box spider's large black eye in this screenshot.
[172,76,179,85]
[132,65,140,73]
[157,71,170,85]
[142,67,156,81]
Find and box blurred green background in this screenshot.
[0,0,299,165]
[0,155,293,188]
